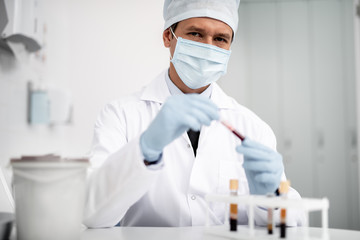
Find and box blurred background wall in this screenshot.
[0,0,359,230]
[222,0,360,229]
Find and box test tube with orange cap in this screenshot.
[229,179,239,231]
[279,180,290,238]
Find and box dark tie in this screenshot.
[187,130,200,156]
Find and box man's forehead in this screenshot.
[177,17,232,33]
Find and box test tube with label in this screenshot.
[267,193,275,234]
[229,179,238,231]
[279,180,290,238]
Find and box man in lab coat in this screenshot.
[84,0,304,228]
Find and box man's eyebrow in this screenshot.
[184,26,206,32]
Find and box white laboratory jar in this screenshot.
[11,155,89,240]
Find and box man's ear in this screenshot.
[163,28,172,48]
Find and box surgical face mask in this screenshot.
[170,28,231,89]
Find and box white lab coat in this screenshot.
[83,70,304,228]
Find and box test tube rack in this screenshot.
[205,194,329,240]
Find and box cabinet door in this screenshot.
[309,0,350,229]
[278,0,313,201]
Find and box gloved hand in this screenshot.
[140,94,219,161]
[236,138,284,195]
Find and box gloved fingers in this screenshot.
[187,108,214,126]
[178,106,215,130]
[254,172,281,186]
[183,115,202,131]
[172,94,219,123]
[241,138,274,153]
[236,145,282,162]
[189,99,219,121]
[243,160,282,172]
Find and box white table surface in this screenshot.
[79,225,360,240]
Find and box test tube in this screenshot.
[267,193,275,234]
[229,179,239,231]
[279,181,290,238]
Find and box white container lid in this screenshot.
[11,154,89,168]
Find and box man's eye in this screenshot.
[215,37,227,43]
[189,32,201,37]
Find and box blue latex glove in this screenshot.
[140,94,219,161]
[236,138,284,195]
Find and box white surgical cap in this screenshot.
[163,0,240,34]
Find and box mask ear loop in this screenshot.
[169,27,178,40]
[169,27,178,61]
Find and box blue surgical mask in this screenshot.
[170,28,232,89]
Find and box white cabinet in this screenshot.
[220,0,359,230]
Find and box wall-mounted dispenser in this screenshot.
[0,0,42,55]
[27,82,73,126]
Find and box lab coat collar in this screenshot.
[210,83,236,110]
[140,70,171,104]
[140,69,236,110]
[165,69,213,99]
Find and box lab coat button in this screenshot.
[187,143,191,148]
[191,195,196,200]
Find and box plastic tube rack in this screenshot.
[205,194,329,239]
